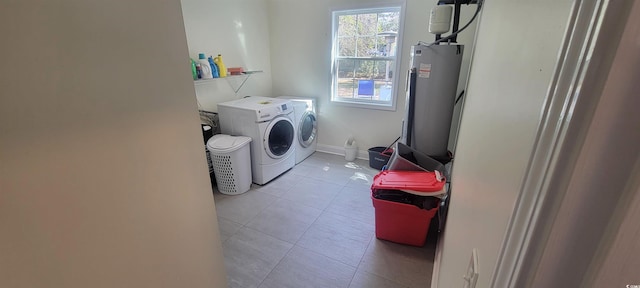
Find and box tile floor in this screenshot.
[213,152,439,288]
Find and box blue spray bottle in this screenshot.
[208,56,220,78]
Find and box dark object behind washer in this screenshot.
[200,111,221,189]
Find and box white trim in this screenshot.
[491,0,631,286]
[430,229,446,288]
[316,143,369,160]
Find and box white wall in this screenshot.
[0,1,227,287]
[435,1,573,287]
[267,0,477,155]
[181,0,273,112]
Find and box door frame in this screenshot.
[491,0,636,286]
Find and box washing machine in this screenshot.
[277,96,317,164]
[218,96,296,185]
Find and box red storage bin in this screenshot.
[371,195,438,246]
[371,171,444,246]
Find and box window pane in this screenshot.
[355,60,377,79]
[338,15,356,36]
[374,60,393,81]
[338,36,356,57]
[335,59,396,102]
[356,36,378,57]
[357,13,377,36]
[357,60,392,81]
[337,79,356,99]
[351,60,394,101]
[376,36,396,57]
[337,59,355,78]
[336,59,355,99]
[377,12,399,32]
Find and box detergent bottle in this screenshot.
[190,58,198,80]
[208,56,220,78]
[197,53,213,79]
[213,54,227,78]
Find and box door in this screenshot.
[298,111,317,148]
[264,116,295,159]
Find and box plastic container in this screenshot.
[344,137,358,161]
[371,193,438,246]
[371,171,442,246]
[198,53,213,79]
[429,5,453,34]
[213,54,227,78]
[228,67,243,75]
[190,59,198,80]
[371,145,447,246]
[206,134,252,195]
[387,142,446,177]
[208,56,220,78]
[195,63,202,79]
[368,147,392,170]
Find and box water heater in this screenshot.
[402,44,463,158]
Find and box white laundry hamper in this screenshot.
[206,134,252,195]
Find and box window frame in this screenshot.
[330,3,406,111]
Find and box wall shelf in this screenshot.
[193,71,262,93]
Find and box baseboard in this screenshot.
[316,143,369,160]
[431,231,445,288]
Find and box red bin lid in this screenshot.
[372,171,446,196]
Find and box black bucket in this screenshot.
[368,147,392,170]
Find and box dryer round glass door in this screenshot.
[298,111,317,148]
[264,116,295,158]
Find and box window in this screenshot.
[331,6,403,110]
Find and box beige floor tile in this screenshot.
[259,245,356,288]
[223,227,293,288]
[358,237,436,288]
[349,270,408,288]
[214,189,278,225]
[297,153,333,167]
[304,159,370,187]
[217,216,243,243]
[326,185,376,225]
[306,168,354,186]
[252,171,300,197]
[346,162,380,188]
[245,198,323,243]
[288,163,315,176]
[319,152,352,163]
[297,211,374,267]
[280,178,343,210]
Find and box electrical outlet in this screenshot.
[462,249,479,288]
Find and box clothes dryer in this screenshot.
[277,96,317,164]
